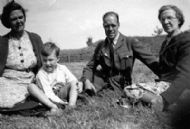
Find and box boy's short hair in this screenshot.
[41,42,60,57]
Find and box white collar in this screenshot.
[108,32,120,45]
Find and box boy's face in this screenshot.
[42,50,59,73]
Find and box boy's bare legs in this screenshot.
[28,84,59,112]
[58,81,78,107]
[68,82,78,106]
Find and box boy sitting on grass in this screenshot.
[36,42,82,108]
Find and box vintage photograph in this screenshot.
[0,0,190,128]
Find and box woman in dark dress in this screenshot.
[125,5,190,112]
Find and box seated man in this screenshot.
[81,11,159,95]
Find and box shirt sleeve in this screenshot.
[62,65,77,83]
[80,42,102,82]
[36,70,63,103]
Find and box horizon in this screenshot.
[0,0,190,49]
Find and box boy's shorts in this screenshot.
[53,83,70,101]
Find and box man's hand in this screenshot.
[76,81,83,93]
[84,79,96,96]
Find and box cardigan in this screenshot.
[0,31,43,76]
[159,31,190,104]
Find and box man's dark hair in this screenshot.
[102,11,119,24]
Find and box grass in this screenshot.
[0,61,172,129]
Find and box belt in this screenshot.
[19,68,32,72]
[5,67,33,73]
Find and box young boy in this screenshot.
[36,42,82,107]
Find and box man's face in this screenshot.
[42,50,59,73]
[103,15,119,41]
[160,9,180,35]
[9,9,25,33]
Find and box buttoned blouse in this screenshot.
[6,32,37,70]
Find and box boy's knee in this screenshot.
[27,83,36,91]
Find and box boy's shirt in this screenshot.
[36,64,77,103]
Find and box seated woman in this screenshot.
[0,1,61,115]
[125,5,190,112]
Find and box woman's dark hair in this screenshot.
[41,42,60,58]
[1,1,26,28]
[158,5,184,28]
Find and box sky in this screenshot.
[0,0,190,49]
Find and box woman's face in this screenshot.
[160,9,180,35]
[9,9,25,33]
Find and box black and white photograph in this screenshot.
[0,0,190,129]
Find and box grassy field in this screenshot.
[0,61,172,129]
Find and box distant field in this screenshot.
[63,60,158,83]
[60,35,164,62]
[0,61,172,129]
[63,61,87,79]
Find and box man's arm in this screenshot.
[81,42,102,83]
[80,42,103,93]
[131,38,160,75]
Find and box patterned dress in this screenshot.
[0,32,37,108]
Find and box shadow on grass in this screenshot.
[0,88,172,129]
[0,62,172,129]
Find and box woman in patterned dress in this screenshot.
[0,1,60,114]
